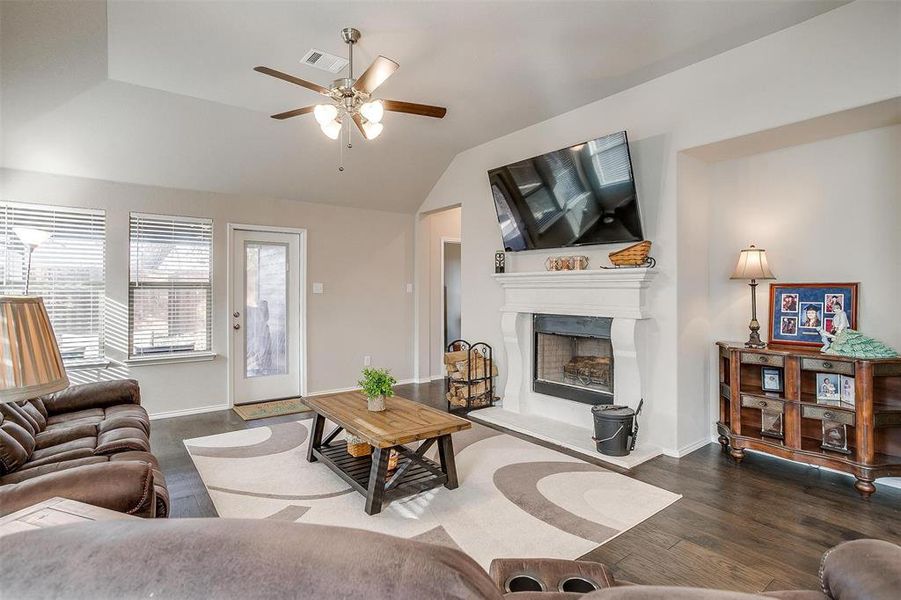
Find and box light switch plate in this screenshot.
[406,283,414,293]
[312,282,324,294]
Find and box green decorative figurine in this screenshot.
[823,328,899,359]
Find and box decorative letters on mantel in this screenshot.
[492,269,657,426]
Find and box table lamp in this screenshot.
[0,296,69,404]
[730,245,775,348]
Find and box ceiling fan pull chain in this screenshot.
[338,124,344,172]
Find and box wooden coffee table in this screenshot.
[304,391,471,515]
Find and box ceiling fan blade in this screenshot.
[353,56,399,95]
[352,113,367,137]
[382,99,447,119]
[254,66,329,95]
[270,106,316,120]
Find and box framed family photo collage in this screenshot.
[767,283,858,348]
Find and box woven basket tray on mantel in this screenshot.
[609,241,652,266]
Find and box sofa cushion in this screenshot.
[29,398,49,419]
[34,423,99,450]
[99,414,150,437]
[0,520,505,600]
[21,402,47,431]
[0,404,37,436]
[21,447,97,470]
[0,456,108,485]
[0,426,32,474]
[95,427,150,455]
[45,408,105,428]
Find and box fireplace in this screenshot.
[533,314,614,405]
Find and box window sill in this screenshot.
[124,352,218,367]
[64,359,112,371]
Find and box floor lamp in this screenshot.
[14,227,52,295]
[0,296,69,404]
[730,245,775,348]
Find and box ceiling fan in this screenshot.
[255,27,447,148]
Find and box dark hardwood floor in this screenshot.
[151,381,901,593]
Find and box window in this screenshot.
[129,213,212,359]
[0,202,106,364]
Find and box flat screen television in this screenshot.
[488,130,643,252]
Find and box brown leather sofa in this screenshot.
[0,380,169,518]
[1,519,897,599]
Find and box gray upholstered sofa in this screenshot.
[1,519,897,599]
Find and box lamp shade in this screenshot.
[0,296,69,404]
[730,245,775,280]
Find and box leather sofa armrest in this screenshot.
[0,460,156,518]
[820,539,901,600]
[490,558,614,594]
[41,380,141,416]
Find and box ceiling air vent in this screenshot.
[301,48,348,74]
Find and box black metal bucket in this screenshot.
[591,400,643,457]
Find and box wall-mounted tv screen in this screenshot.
[488,131,643,252]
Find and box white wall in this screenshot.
[416,1,901,456]
[0,168,415,417]
[705,124,901,400]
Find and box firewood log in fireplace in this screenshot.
[563,355,611,386]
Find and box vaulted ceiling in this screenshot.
[1,1,845,212]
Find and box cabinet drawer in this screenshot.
[800,358,854,376]
[741,352,784,368]
[801,404,855,426]
[741,395,784,412]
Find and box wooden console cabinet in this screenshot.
[716,341,901,497]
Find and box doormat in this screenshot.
[233,398,311,421]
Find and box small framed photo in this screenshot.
[816,373,840,403]
[780,293,799,313]
[839,375,855,408]
[824,294,844,314]
[821,419,850,454]
[761,409,784,440]
[768,283,858,347]
[780,316,798,336]
[761,367,784,393]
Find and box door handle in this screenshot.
[233,311,240,318]
[233,323,241,330]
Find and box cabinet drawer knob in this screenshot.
[824,411,834,419]
[758,401,767,408]
[822,361,833,369]
[758,356,768,363]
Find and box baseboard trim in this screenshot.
[149,403,229,420]
[305,378,419,399]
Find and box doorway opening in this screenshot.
[442,239,462,349]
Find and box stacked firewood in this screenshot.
[445,349,498,408]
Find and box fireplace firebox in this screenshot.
[533,314,614,405]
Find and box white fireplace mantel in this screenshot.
[492,268,657,320]
[491,268,657,448]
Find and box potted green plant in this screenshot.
[358,367,396,412]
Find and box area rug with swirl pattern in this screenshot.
[185,421,680,567]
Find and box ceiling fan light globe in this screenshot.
[362,121,384,140]
[313,104,339,126]
[360,100,384,124]
[320,119,342,140]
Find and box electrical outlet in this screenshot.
[364,355,371,366]
[406,283,413,293]
[312,282,324,294]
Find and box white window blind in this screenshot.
[0,201,106,364]
[129,213,212,358]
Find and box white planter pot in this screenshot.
[367,395,386,412]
